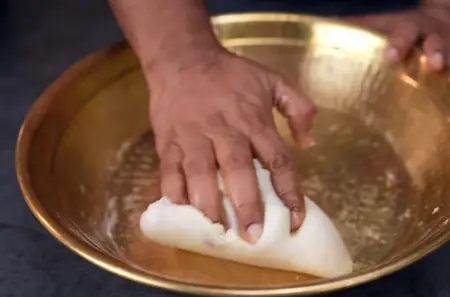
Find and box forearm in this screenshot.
[109,0,222,77]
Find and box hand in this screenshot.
[345,5,450,71]
[148,50,316,243]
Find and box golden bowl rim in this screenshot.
[15,12,450,296]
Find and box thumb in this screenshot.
[273,76,317,148]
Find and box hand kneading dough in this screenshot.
[140,160,353,278]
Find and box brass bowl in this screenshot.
[16,13,450,296]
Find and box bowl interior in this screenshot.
[17,13,450,295]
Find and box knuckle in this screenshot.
[234,201,262,224]
[250,126,270,142]
[155,136,172,157]
[205,111,229,133]
[279,191,303,210]
[390,26,418,45]
[429,32,442,41]
[395,20,418,33]
[425,33,443,47]
[247,115,269,134]
[405,21,418,31]
[183,158,215,177]
[270,167,303,209]
[161,158,182,175]
[160,146,182,174]
[223,97,269,135]
[222,151,251,172]
[267,152,294,174]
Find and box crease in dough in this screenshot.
[140,160,353,278]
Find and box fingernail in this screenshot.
[300,135,316,148]
[384,47,399,61]
[430,52,444,69]
[290,211,304,230]
[247,223,263,243]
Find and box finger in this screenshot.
[213,133,264,243]
[273,77,317,148]
[251,127,305,232]
[423,33,445,71]
[160,142,188,205]
[181,136,223,224]
[384,21,420,62]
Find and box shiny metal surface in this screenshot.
[15,13,450,296]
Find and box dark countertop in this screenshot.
[0,1,449,296]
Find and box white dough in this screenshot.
[140,160,353,278]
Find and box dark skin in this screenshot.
[109,0,450,243]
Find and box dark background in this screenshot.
[0,0,449,296]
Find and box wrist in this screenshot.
[142,36,229,88]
